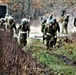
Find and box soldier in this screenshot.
[53,18,60,46]
[9,18,17,36]
[45,21,54,49]
[62,14,70,34]
[61,10,66,17]
[74,18,76,27]
[18,19,30,47]
[41,14,54,46]
[59,10,66,23]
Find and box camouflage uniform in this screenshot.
[45,18,60,49]
[18,20,30,46]
[41,14,53,44]
[45,21,54,49]
[9,19,17,36]
[53,19,60,46]
[62,14,70,34]
[59,10,66,23]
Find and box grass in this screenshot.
[26,38,76,75]
[53,42,76,60]
[32,51,76,75]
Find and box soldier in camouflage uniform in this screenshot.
[9,18,17,36]
[59,10,66,23]
[62,14,70,34]
[45,18,60,49]
[53,18,60,46]
[45,21,54,49]
[41,14,53,44]
[18,20,30,46]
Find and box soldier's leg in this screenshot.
[50,36,53,48]
[62,23,65,33]
[46,40,49,49]
[4,23,8,30]
[65,26,68,34]
[43,34,46,44]
[23,33,27,46]
[20,33,24,46]
[46,35,50,49]
[43,35,45,44]
[50,41,53,48]
[53,37,57,46]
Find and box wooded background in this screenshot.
[0,0,76,21]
